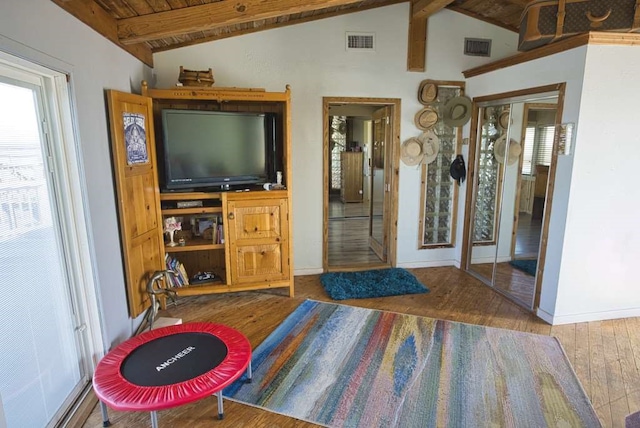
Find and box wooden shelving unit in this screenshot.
[107,83,294,318]
[142,83,294,298]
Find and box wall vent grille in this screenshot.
[346,32,375,51]
[464,38,492,57]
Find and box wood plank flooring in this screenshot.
[328,198,385,267]
[82,267,640,428]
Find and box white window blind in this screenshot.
[522,126,536,175]
[522,125,555,175]
[535,125,555,166]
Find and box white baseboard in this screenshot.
[537,307,640,325]
[397,260,459,269]
[294,268,324,276]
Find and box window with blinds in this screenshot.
[522,125,555,175]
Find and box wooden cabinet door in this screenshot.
[107,90,164,318]
[226,196,290,285]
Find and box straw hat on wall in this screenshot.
[419,130,440,164]
[414,106,438,131]
[401,137,424,166]
[494,135,522,165]
[443,96,472,127]
[418,81,438,104]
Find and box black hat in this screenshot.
[450,155,466,185]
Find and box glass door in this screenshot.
[369,107,389,262]
[0,69,87,426]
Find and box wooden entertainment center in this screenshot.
[107,82,293,318]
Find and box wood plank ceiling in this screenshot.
[52,0,525,68]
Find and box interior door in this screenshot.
[369,107,390,261]
[107,90,165,318]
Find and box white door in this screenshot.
[0,54,98,427]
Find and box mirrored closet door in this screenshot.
[465,89,561,311]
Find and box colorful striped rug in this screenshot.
[224,300,600,427]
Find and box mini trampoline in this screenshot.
[93,322,252,427]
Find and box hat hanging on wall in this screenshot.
[418,130,440,164]
[418,81,438,105]
[494,135,522,165]
[401,137,424,166]
[443,96,472,127]
[450,154,466,185]
[414,106,438,131]
[498,110,511,129]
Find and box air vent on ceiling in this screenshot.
[464,38,492,57]
[346,32,375,51]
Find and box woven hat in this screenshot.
[414,106,438,131]
[401,137,424,166]
[418,81,438,104]
[498,110,510,129]
[418,130,440,164]
[494,136,522,165]
[443,96,472,127]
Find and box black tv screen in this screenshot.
[160,109,275,190]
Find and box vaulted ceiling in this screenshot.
[52,0,526,68]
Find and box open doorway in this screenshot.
[322,97,400,272]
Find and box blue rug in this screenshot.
[319,268,428,300]
[509,259,537,276]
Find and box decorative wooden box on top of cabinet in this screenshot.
[107,82,293,318]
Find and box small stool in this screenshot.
[93,322,252,427]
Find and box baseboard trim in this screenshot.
[397,260,458,269]
[294,268,324,276]
[537,306,640,325]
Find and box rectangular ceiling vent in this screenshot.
[464,38,492,57]
[346,32,375,51]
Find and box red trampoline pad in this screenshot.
[93,322,251,412]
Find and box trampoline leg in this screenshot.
[216,390,224,420]
[99,401,111,427]
[247,360,253,383]
[150,410,159,428]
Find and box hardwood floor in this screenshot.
[83,267,640,428]
[328,197,385,267]
[472,262,536,309]
[515,212,542,259]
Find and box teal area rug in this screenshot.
[509,258,537,276]
[225,300,600,427]
[319,268,428,300]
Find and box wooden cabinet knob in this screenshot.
[228,212,235,220]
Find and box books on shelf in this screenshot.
[197,215,224,244]
[164,253,190,288]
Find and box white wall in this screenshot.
[466,47,587,320]
[551,44,640,323]
[153,4,519,273]
[1,0,151,348]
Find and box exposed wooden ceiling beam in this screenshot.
[448,5,519,33]
[151,0,406,53]
[51,0,153,67]
[407,1,428,72]
[412,0,455,19]
[118,0,371,45]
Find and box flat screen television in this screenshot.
[160,109,277,191]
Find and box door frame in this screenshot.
[322,97,400,272]
[460,83,566,310]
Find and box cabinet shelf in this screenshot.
[161,207,222,215]
[165,238,225,252]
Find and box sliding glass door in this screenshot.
[0,55,96,427]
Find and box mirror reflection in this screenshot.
[466,94,559,310]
